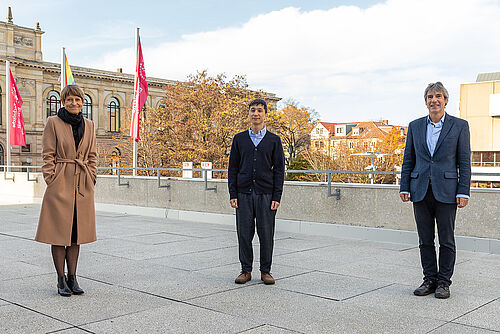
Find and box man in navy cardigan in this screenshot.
[400,82,471,299]
[228,98,285,285]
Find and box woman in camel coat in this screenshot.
[36,84,97,296]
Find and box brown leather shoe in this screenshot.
[235,272,251,284]
[261,272,275,285]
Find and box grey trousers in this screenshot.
[236,191,276,273]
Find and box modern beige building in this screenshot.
[460,72,500,185]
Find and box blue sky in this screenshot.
[3,0,500,124]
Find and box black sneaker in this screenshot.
[413,279,437,296]
[435,283,450,299]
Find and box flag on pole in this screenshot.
[9,70,25,147]
[59,52,76,86]
[130,35,148,142]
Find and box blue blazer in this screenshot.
[400,113,471,204]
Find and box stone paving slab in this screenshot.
[240,324,302,333]
[429,323,499,334]
[49,328,91,334]
[81,302,262,334]
[112,231,197,245]
[454,299,500,332]
[189,285,446,333]
[1,203,499,333]
[276,270,391,301]
[342,283,498,322]
[0,273,172,326]
[1,259,53,281]
[0,304,70,334]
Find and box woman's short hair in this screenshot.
[61,85,85,102]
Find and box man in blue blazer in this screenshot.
[400,82,471,299]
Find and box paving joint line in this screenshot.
[266,324,306,333]
[234,323,267,333]
[446,296,500,324]
[340,283,395,301]
[1,271,54,282]
[0,297,87,331]
[46,326,96,334]
[114,284,234,317]
[74,309,156,329]
[425,319,500,334]
[276,287,341,302]
[0,232,34,241]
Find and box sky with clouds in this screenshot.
[3,0,500,124]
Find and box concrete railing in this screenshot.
[1,171,499,242]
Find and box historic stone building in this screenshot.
[0,14,176,170]
[0,12,278,170]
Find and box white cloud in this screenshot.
[90,0,500,124]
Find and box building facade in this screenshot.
[0,13,278,170]
[310,120,406,158]
[460,72,500,186]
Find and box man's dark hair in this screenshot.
[249,98,268,113]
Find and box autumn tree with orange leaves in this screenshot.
[267,101,317,166]
[110,71,266,175]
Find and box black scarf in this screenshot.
[57,107,85,150]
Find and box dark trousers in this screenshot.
[236,191,276,273]
[413,184,457,285]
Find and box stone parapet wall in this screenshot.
[1,172,499,240]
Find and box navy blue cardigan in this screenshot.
[228,130,285,202]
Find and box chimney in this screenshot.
[7,6,13,23]
[117,68,123,73]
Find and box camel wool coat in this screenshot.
[36,116,97,246]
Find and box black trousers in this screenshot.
[236,191,276,273]
[413,184,457,285]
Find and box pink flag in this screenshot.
[130,36,148,142]
[9,70,25,147]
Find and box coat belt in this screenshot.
[55,156,89,197]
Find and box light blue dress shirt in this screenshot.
[249,127,266,147]
[426,114,444,157]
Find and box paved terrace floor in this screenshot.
[0,203,499,334]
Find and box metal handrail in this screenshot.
[2,164,500,198]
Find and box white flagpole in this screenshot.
[6,60,11,172]
[61,47,66,91]
[132,27,139,177]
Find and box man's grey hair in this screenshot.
[424,82,449,102]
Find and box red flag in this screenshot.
[130,36,148,142]
[9,70,25,147]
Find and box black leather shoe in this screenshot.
[57,275,72,296]
[413,279,437,296]
[66,275,84,295]
[435,283,450,299]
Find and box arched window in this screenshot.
[110,148,121,175]
[83,94,92,119]
[0,144,4,171]
[156,100,166,110]
[141,104,147,122]
[108,97,120,132]
[0,86,2,125]
[46,91,61,117]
